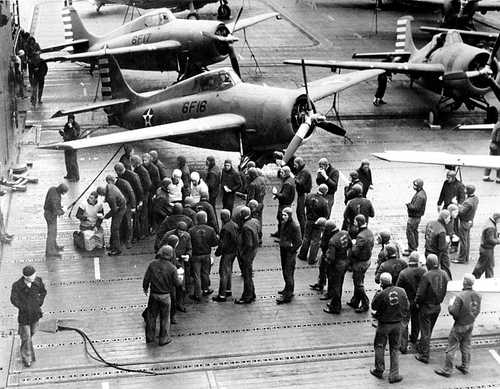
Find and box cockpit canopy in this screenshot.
[127,8,175,33]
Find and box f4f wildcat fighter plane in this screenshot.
[42,7,277,79]
[40,56,383,166]
[89,0,232,20]
[286,16,500,125]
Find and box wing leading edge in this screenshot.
[373,150,500,169]
[39,113,246,150]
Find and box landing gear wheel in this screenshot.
[217,4,231,20]
[428,109,440,125]
[187,12,199,20]
[486,106,498,124]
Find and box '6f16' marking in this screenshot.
[182,100,207,114]
[131,33,152,45]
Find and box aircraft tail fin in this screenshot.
[62,7,97,51]
[395,16,416,55]
[98,55,137,102]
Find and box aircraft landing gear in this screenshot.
[218,0,231,20]
[96,3,103,12]
[486,106,498,124]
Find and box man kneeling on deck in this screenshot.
[73,191,104,251]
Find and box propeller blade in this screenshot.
[283,122,310,164]
[316,121,346,137]
[488,33,500,68]
[443,68,493,81]
[228,45,241,78]
[231,6,244,34]
[301,59,314,113]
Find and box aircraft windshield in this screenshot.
[199,71,237,92]
[143,11,173,27]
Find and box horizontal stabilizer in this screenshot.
[227,12,279,32]
[306,69,384,101]
[458,123,495,131]
[352,51,411,60]
[39,114,246,150]
[373,150,500,169]
[41,39,89,53]
[51,98,130,118]
[285,59,444,75]
[420,26,499,40]
[48,40,181,62]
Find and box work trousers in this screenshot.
[457,222,472,263]
[400,304,420,351]
[239,249,257,301]
[374,73,388,99]
[64,150,79,180]
[298,221,322,264]
[349,260,370,310]
[325,193,335,216]
[120,206,133,245]
[191,254,211,299]
[442,324,473,373]
[145,293,171,344]
[218,252,236,297]
[328,260,348,312]
[373,322,401,381]
[44,211,58,256]
[406,216,421,251]
[139,193,150,237]
[222,192,236,213]
[280,247,296,300]
[296,193,306,236]
[317,254,328,288]
[109,208,126,252]
[418,305,441,360]
[30,78,44,105]
[19,321,38,364]
[473,247,495,279]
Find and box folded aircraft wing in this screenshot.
[41,39,89,53]
[47,40,181,62]
[420,26,499,40]
[39,114,246,150]
[284,59,445,76]
[373,150,500,169]
[51,98,130,118]
[227,12,279,33]
[458,123,495,130]
[305,69,384,102]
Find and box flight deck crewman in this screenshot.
[271,166,295,238]
[293,157,312,235]
[315,157,339,214]
[59,114,80,182]
[97,182,126,256]
[437,170,465,211]
[131,155,153,238]
[483,121,500,183]
[43,183,68,258]
[456,185,479,264]
[425,210,452,280]
[221,159,242,213]
[472,213,500,279]
[403,178,427,256]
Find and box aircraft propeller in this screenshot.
[282,59,346,164]
[227,6,244,78]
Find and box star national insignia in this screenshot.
[142,108,154,127]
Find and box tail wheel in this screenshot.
[428,109,440,125]
[486,106,498,124]
[217,4,230,20]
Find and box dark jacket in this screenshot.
[239,218,259,255]
[279,218,302,252]
[119,153,132,171]
[458,195,479,224]
[215,220,239,256]
[415,268,449,307]
[221,168,242,194]
[480,218,500,250]
[448,287,481,326]
[407,188,427,218]
[344,197,375,225]
[160,229,192,259]
[120,169,144,203]
[144,163,161,191]
[316,165,339,195]
[205,166,221,200]
[104,183,126,218]
[371,285,409,323]
[320,225,337,254]
[60,122,80,141]
[10,277,47,325]
[189,224,218,256]
[344,180,362,204]
[294,166,312,195]
[375,258,408,284]
[357,167,372,197]
[396,266,426,304]
[351,226,374,262]
[143,259,180,294]
[153,160,168,180]
[276,176,295,206]
[425,219,448,255]
[155,214,193,249]
[437,179,465,208]
[115,177,136,209]
[326,230,351,265]
[134,164,152,194]
[194,200,219,233]
[183,207,197,225]
[247,175,266,204]
[43,186,64,216]
[305,193,329,222]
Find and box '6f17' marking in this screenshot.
[131,33,152,45]
[182,100,207,114]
